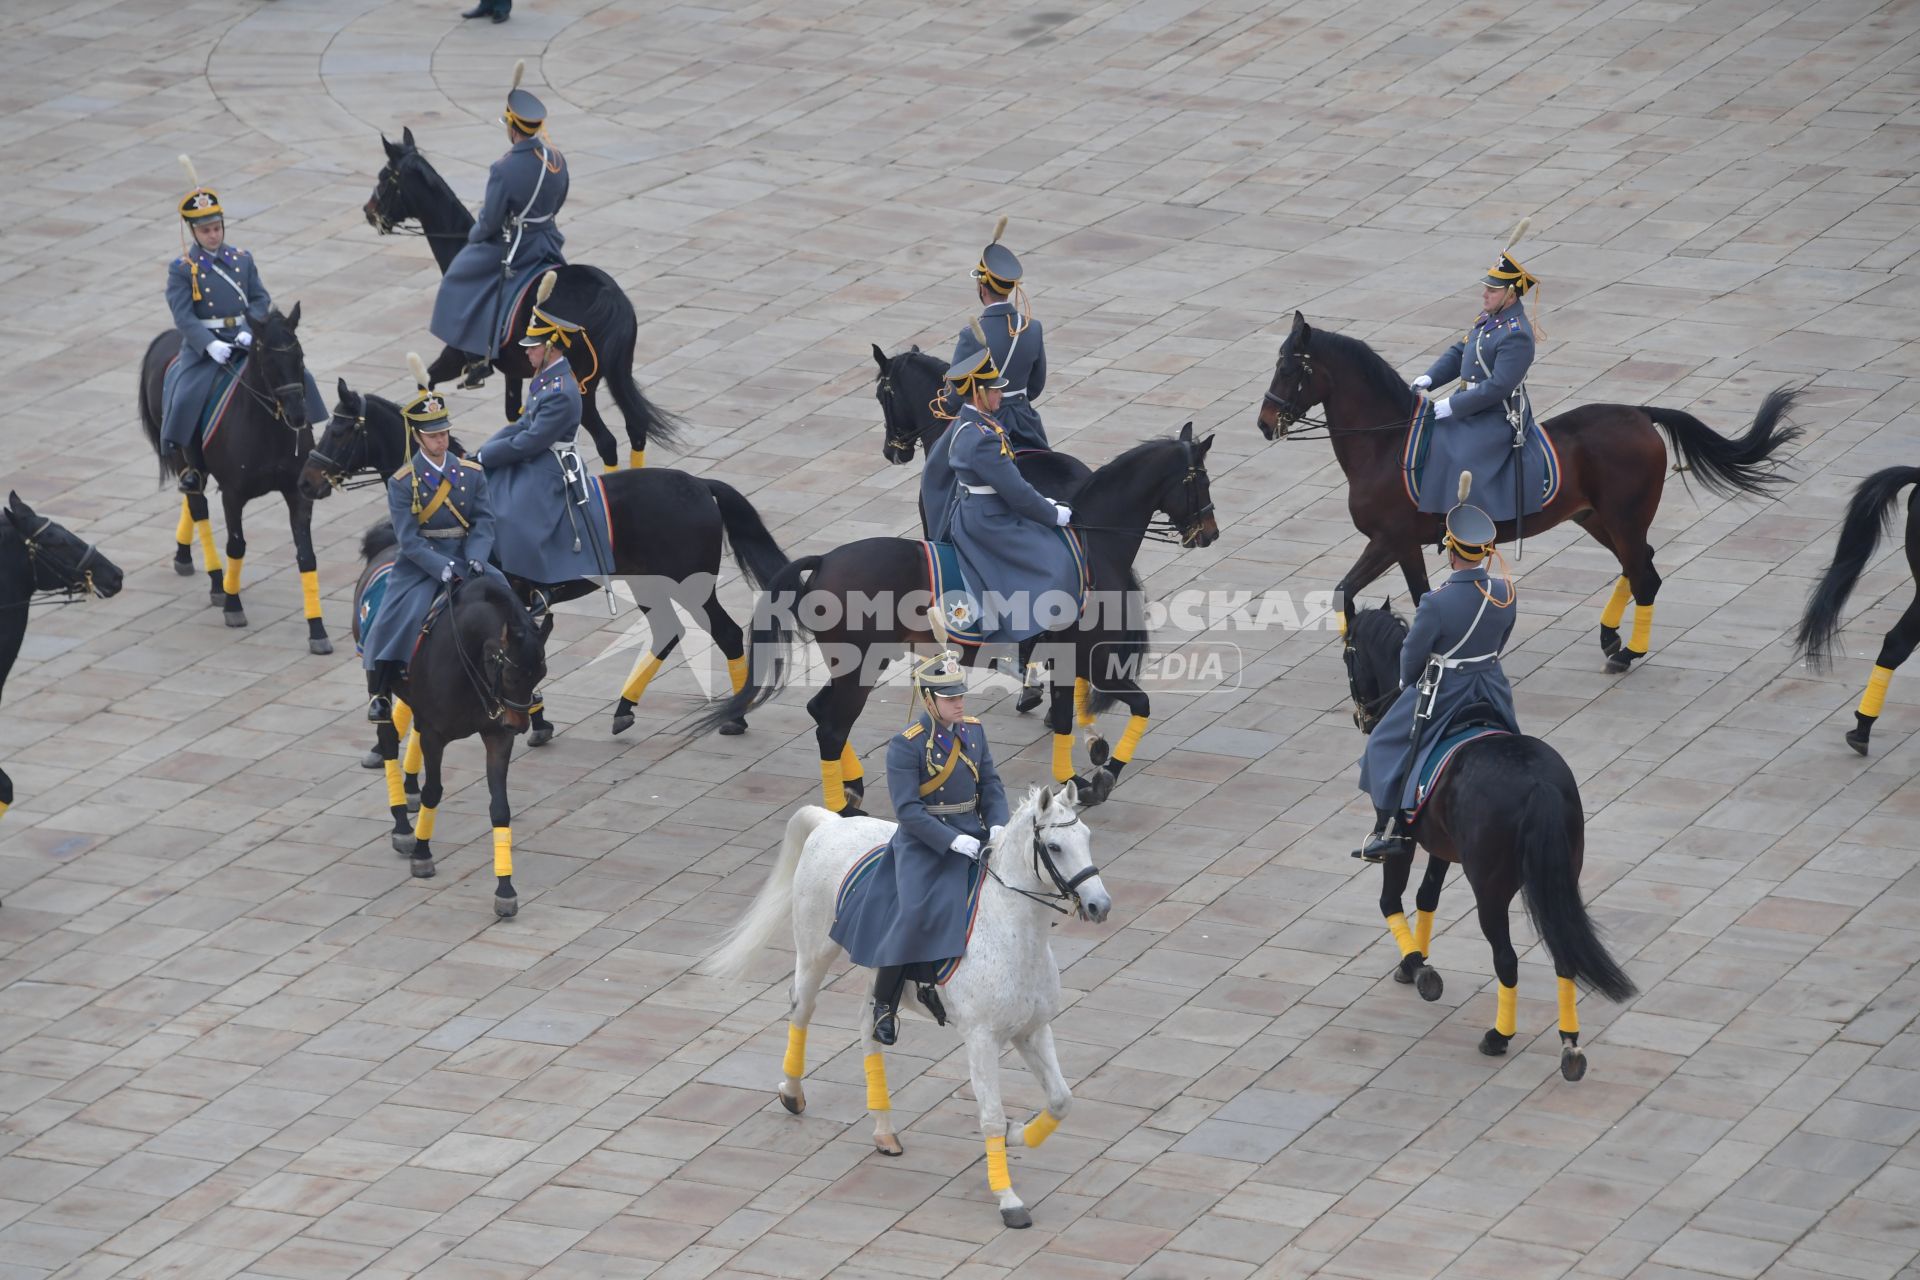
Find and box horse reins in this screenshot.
[985,816,1100,916]
[1262,351,1424,442]
[1,519,103,608]
[1071,438,1214,548]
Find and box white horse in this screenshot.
[706,783,1112,1229]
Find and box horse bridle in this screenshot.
[14,518,102,604]
[1262,349,1326,436]
[228,339,309,432]
[1342,638,1398,733]
[370,159,474,242]
[307,405,383,490]
[986,816,1101,916]
[448,583,538,722]
[1153,438,1214,548]
[876,369,919,458]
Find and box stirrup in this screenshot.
[367,694,393,725]
[1356,827,1412,862]
[175,465,204,494]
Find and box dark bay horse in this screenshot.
[358,525,549,918]
[1346,604,1636,1078]
[137,305,333,653]
[302,382,787,741]
[1258,312,1801,671]
[367,129,682,471]
[873,343,1094,713]
[1794,465,1920,754]
[690,427,1220,815]
[0,493,126,877]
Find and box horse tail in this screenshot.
[685,554,822,736]
[138,331,177,482]
[1518,779,1637,1003]
[1643,386,1802,500]
[587,268,686,453]
[702,805,835,979]
[1794,466,1920,669]
[361,520,397,564]
[703,479,789,589]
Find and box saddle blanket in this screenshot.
[354,559,395,658]
[836,841,985,986]
[166,350,247,449]
[1413,726,1510,812]
[919,533,1088,649]
[1402,398,1561,516]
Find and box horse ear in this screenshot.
[1198,433,1215,456]
[1038,786,1052,813]
[337,377,350,400]
[1290,311,1310,343]
[1178,421,1194,442]
[381,132,398,160]
[402,126,416,151]
[5,491,22,514]
[287,301,302,329]
[871,343,888,371]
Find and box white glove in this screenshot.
[1433,397,1453,420]
[989,825,1006,848]
[440,563,454,583]
[234,331,253,349]
[1053,504,1073,527]
[1411,374,1431,390]
[206,339,233,365]
[950,834,982,860]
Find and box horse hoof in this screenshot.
[1015,688,1043,714]
[837,804,869,819]
[309,637,334,656]
[494,895,519,919]
[779,1087,805,1115]
[611,712,634,736]
[405,793,421,815]
[1076,768,1114,807]
[844,778,865,804]
[1560,1045,1587,1082]
[1393,953,1424,984]
[1605,648,1644,674]
[1000,1206,1033,1230]
[874,1133,903,1157]
[361,749,383,770]
[1416,967,1444,1002]
[173,558,194,577]
[1087,737,1112,768]
[1479,1028,1511,1057]
[527,726,553,748]
[391,833,416,855]
[1599,625,1621,659]
[410,858,435,879]
[718,719,748,736]
[224,609,248,629]
[1846,731,1869,756]
[208,588,224,607]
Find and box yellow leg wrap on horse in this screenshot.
[1074,677,1093,727]
[820,759,847,812]
[0,799,10,821]
[195,519,222,571]
[621,652,664,704]
[1601,576,1632,629]
[1386,912,1417,957]
[985,1135,1011,1192]
[1496,983,1518,1037]
[728,654,749,695]
[414,806,437,841]
[1052,733,1074,783]
[404,731,423,776]
[299,570,322,620]
[393,698,414,739]
[384,759,405,809]
[1414,909,1434,956]
[630,448,645,470]
[1557,976,1579,1035]
[602,459,618,474]
[782,1024,806,1079]
[1336,610,1347,637]
[1860,665,1894,718]
[1629,604,1653,652]
[492,827,513,878]
[863,1051,890,1111]
[840,743,864,783]
[1023,1111,1060,1148]
[174,497,193,548]
[221,556,244,598]
[1113,715,1149,765]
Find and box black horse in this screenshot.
[873,343,1094,713]
[137,305,332,653]
[357,525,549,918]
[691,427,1220,816]
[1345,603,1636,1079]
[367,128,682,471]
[302,381,787,744]
[1794,465,1920,754]
[0,493,127,877]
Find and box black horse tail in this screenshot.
[1795,466,1920,668]
[1643,386,1802,500]
[1087,562,1148,716]
[582,267,685,454]
[1519,780,1637,1003]
[702,479,789,590]
[138,331,178,482]
[685,554,822,737]
[361,520,397,564]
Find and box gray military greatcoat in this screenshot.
[474,355,609,585]
[945,408,1082,643]
[1418,301,1545,521]
[944,301,1049,452]
[361,455,506,668]
[429,136,569,357]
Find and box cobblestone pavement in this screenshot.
[3,0,1920,1276]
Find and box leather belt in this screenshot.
[420,528,465,540]
[924,799,977,816]
[199,316,243,328]
[1436,652,1499,670]
[960,483,995,495]
[1001,388,1028,398]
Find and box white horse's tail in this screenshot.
[704,805,837,980]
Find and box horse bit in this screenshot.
[986,817,1100,916]
[17,518,101,605]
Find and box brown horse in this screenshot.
[1257,312,1801,670]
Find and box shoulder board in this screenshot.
[459,459,483,471]
[962,715,981,724]
[902,723,924,740]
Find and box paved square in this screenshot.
[2,0,1919,1276]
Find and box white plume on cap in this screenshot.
[408,352,430,389]
[511,59,526,91]
[536,269,557,304]
[1505,216,1531,251]
[178,154,200,188]
[991,215,1008,244]
[1457,471,1472,503]
[927,603,951,648]
[968,317,987,345]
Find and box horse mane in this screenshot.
[1349,604,1408,690]
[1304,327,1418,417]
[361,521,396,562]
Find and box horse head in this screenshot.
[1007,783,1110,924]
[300,378,371,500]
[1165,421,1220,549]
[455,577,549,733]
[3,492,123,599]
[368,128,420,234]
[874,343,933,465]
[1259,311,1324,440]
[1345,600,1407,735]
[249,305,312,429]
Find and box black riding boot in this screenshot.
[871,966,908,1046]
[367,662,399,724]
[1356,807,1412,862]
[456,353,493,388]
[165,441,204,494]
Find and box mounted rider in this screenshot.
[160,155,328,493]
[939,218,1049,453]
[931,344,1080,644]
[363,358,507,723]
[430,61,569,390]
[829,649,1010,1045]
[1411,220,1546,526]
[470,276,612,606]
[1355,476,1520,861]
